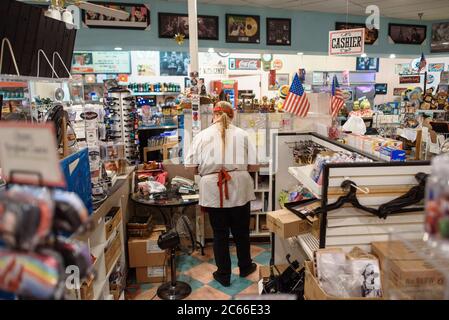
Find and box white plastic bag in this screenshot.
[342,116,367,135]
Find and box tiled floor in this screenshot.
[125,243,271,300]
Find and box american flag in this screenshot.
[283,73,310,117]
[418,52,427,72]
[330,75,345,117]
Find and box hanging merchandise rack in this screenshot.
[271,132,431,265]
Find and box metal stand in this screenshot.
[157,248,192,300]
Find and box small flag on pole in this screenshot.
[283,73,310,117]
[418,52,427,72]
[330,75,345,118]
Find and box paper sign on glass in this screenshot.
[0,122,65,187]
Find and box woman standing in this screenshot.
[185,101,258,287]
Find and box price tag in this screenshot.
[0,122,65,187]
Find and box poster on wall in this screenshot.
[393,88,408,96]
[428,63,445,73]
[395,63,414,75]
[329,28,365,56]
[431,22,449,53]
[228,58,260,70]
[268,73,289,91]
[356,57,379,71]
[158,13,219,40]
[131,51,159,76]
[159,51,190,76]
[72,51,131,74]
[82,2,150,30]
[441,71,449,84]
[388,23,427,45]
[399,75,421,84]
[226,14,260,44]
[266,18,291,46]
[335,22,378,45]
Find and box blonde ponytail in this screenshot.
[213,101,234,164]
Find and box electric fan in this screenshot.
[157,215,195,300]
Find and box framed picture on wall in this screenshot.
[388,23,427,45]
[335,22,378,45]
[82,2,150,30]
[226,14,260,44]
[160,51,190,76]
[158,13,219,40]
[431,22,449,53]
[268,73,289,90]
[266,18,291,46]
[356,57,380,71]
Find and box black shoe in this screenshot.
[240,263,257,278]
[213,272,230,287]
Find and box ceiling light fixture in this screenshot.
[389,54,396,59]
[297,52,304,55]
[361,53,367,58]
[208,48,215,53]
[114,47,123,51]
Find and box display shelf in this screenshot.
[132,92,180,96]
[93,252,121,300]
[296,233,319,260]
[416,110,446,114]
[288,165,321,198]
[138,125,178,130]
[2,97,26,101]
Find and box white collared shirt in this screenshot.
[185,123,257,208]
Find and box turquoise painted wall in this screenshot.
[74,0,441,56]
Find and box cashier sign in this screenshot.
[329,28,365,56]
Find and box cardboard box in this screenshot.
[105,207,122,240]
[372,241,447,293]
[259,264,289,282]
[304,261,381,300]
[128,231,166,268]
[389,259,445,288]
[136,266,170,283]
[267,209,310,239]
[371,241,420,269]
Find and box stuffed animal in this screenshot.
[420,88,435,110]
[436,91,449,110]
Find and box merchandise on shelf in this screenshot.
[103,92,139,163]
[128,82,181,94]
[310,150,372,185]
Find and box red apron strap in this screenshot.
[217,169,232,208]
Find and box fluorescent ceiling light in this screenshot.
[297,52,304,55]
[361,53,367,58]
[389,54,396,59]
[114,47,123,51]
[208,48,215,53]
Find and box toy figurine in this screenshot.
[269,98,276,113]
[436,91,449,110]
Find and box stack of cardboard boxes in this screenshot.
[128,225,169,283]
[372,241,447,299]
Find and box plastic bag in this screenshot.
[342,116,367,135]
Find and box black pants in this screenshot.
[206,202,252,277]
